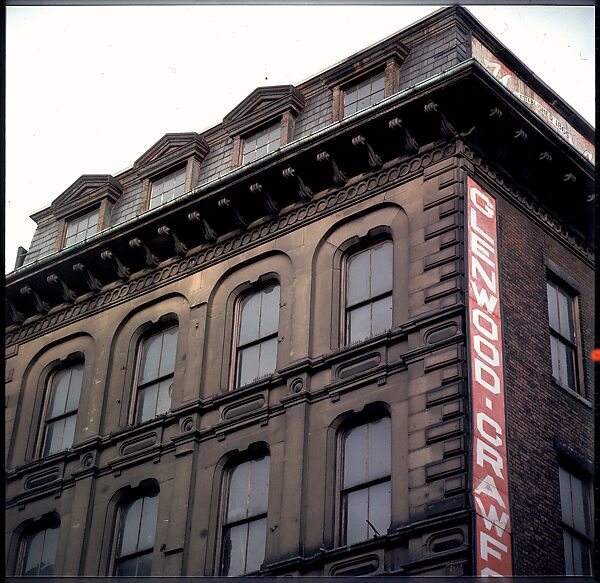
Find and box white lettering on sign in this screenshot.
[467,177,513,576]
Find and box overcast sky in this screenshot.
[5,4,595,273]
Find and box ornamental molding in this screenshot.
[6,142,458,347]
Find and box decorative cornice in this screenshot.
[6,141,458,346]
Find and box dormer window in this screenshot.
[343,72,385,117]
[149,168,187,210]
[64,209,99,248]
[242,123,281,165]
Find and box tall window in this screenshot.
[345,241,393,344]
[114,492,159,576]
[340,417,391,545]
[559,467,592,575]
[149,168,186,210]
[343,72,385,117]
[234,285,280,388]
[222,456,270,576]
[41,363,83,456]
[242,124,281,164]
[134,326,178,424]
[546,280,579,393]
[18,524,59,576]
[64,209,99,248]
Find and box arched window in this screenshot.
[221,455,270,575]
[18,520,60,576]
[40,362,84,456]
[133,325,178,423]
[113,491,159,576]
[339,417,391,545]
[344,240,393,344]
[234,285,280,388]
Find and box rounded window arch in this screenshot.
[14,513,61,576]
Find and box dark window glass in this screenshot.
[242,124,281,164]
[559,467,592,575]
[135,326,178,423]
[149,168,187,209]
[222,456,270,575]
[345,241,393,344]
[114,492,159,576]
[341,418,391,545]
[20,525,59,576]
[343,73,386,117]
[42,363,84,456]
[64,209,99,248]
[235,286,280,387]
[547,281,580,393]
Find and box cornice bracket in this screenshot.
[218,197,248,230]
[316,151,346,184]
[73,262,103,292]
[129,238,160,267]
[7,300,25,325]
[188,211,218,242]
[351,134,382,169]
[539,151,553,162]
[47,273,77,303]
[424,101,457,137]
[282,166,313,201]
[388,117,420,152]
[250,182,279,215]
[20,285,50,315]
[100,250,131,280]
[157,226,188,256]
[563,173,576,183]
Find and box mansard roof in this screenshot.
[134,132,210,179]
[222,85,306,137]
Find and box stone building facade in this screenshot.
[5,7,594,579]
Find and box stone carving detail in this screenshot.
[157,225,188,256]
[80,452,95,469]
[538,151,552,162]
[488,107,503,119]
[129,237,160,267]
[188,211,218,242]
[282,166,313,201]
[513,129,528,140]
[317,150,346,184]
[73,262,103,292]
[351,134,382,169]
[47,273,77,302]
[388,117,419,151]
[218,197,248,229]
[250,182,279,214]
[7,300,25,325]
[100,249,131,279]
[424,100,457,136]
[20,285,50,314]
[289,378,304,394]
[563,173,576,183]
[180,417,194,432]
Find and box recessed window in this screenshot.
[222,456,270,576]
[559,467,592,575]
[114,492,159,576]
[41,363,83,456]
[234,285,280,388]
[343,73,385,117]
[340,417,391,545]
[546,280,580,393]
[345,241,393,344]
[149,168,186,210]
[134,326,178,424]
[18,524,59,576]
[242,124,281,164]
[64,209,99,248]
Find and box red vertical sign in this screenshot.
[467,177,513,576]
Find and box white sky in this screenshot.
[5,4,595,273]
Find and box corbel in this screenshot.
[250,182,279,214]
[316,150,346,184]
[351,134,382,169]
[7,300,25,325]
[73,262,103,292]
[282,166,313,201]
[388,117,419,152]
[129,237,160,267]
[538,152,553,162]
[157,226,188,256]
[47,273,77,303]
[488,107,503,119]
[513,129,528,141]
[100,249,131,279]
[20,285,50,315]
[424,101,457,137]
[188,211,218,242]
[563,173,576,183]
[218,197,248,230]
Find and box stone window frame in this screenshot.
[14,513,61,576]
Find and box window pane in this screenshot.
[246,518,267,573]
[371,89,385,105]
[357,80,371,99]
[256,145,268,159]
[49,370,70,417]
[368,480,391,538]
[344,102,358,116]
[140,334,162,383]
[367,417,391,480]
[370,242,393,296]
[228,461,251,523]
[372,74,385,92]
[559,467,573,525]
[347,250,370,305]
[572,535,583,575]
[550,336,560,381]
[371,295,393,336]
[138,493,159,551]
[22,530,45,575]
[564,344,577,391]
[348,304,371,344]
[155,380,172,416]
[237,344,260,387]
[115,557,137,577]
[239,293,261,346]
[563,531,575,575]
[158,327,178,377]
[258,337,278,378]
[137,384,158,423]
[223,523,248,576]
[557,288,573,340]
[570,474,587,534]
[259,286,280,338]
[65,364,83,412]
[344,424,367,488]
[248,456,270,516]
[257,130,268,148]
[62,414,76,450]
[345,488,369,545]
[40,527,58,576]
[119,497,143,556]
[345,86,357,104]
[557,342,570,387]
[357,96,370,111]
[136,553,153,577]
[44,418,65,456]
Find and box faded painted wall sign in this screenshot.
[472,37,595,164]
[467,177,513,577]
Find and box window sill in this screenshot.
[551,378,592,409]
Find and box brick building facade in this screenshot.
[5,7,594,579]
